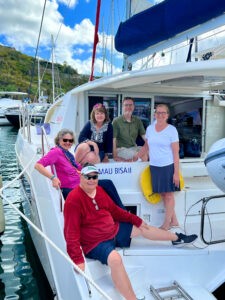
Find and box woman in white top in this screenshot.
[144,104,180,230]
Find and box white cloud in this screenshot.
[0,0,123,76]
[0,0,62,49]
[58,0,78,8]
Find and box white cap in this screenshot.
[81,164,99,175]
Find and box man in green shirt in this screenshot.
[113,97,148,162]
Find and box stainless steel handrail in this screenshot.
[200,194,225,244]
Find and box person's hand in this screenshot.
[132,154,139,162]
[173,173,179,187]
[52,177,61,189]
[75,263,85,273]
[102,156,109,163]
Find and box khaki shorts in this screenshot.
[117,146,142,160]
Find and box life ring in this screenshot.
[140,166,185,204]
[179,172,185,190]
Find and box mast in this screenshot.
[51,35,55,102]
[38,57,41,101]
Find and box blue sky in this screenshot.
[0,0,156,76]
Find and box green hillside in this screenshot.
[0,45,89,102]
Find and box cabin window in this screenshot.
[119,97,152,129]
[155,97,203,158]
[174,109,202,158]
[132,98,151,129]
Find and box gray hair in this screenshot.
[54,129,75,145]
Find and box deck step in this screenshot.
[150,281,193,299]
[150,282,216,300]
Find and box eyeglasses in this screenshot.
[82,174,99,180]
[62,138,74,143]
[92,199,99,210]
[123,103,133,107]
[155,111,167,115]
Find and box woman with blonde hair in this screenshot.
[141,104,180,230]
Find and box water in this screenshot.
[0,126,53,300]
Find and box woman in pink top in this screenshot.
[35,129,82,199]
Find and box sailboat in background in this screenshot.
[0,91,28,126]
[2,0,225,299]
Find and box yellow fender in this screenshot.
[140,166,185,204]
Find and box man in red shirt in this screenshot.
[64,163,197,300]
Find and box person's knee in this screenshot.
[75,143,89,160]
[85,152,100,164]
[77,143,90,152]
[107,250,122,268]
[130,225,141,238]
[164,192,174,200]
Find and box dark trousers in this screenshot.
[61,188,72,200]
[98,179,126,210]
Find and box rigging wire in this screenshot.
[29,0,70,102]
[28,0,47,101]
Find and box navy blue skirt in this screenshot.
[150,164,179,193]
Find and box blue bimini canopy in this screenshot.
[115,0,225,56]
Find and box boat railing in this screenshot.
[19,103,49,143]
[38,123,51,154]
[200,194,225,245]
[54,92,65,102]
[0,154,113,300]
[19,103,33,142]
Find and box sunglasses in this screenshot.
[92,199,99,210]
[62,138,74,143]
[83,174,99,180]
